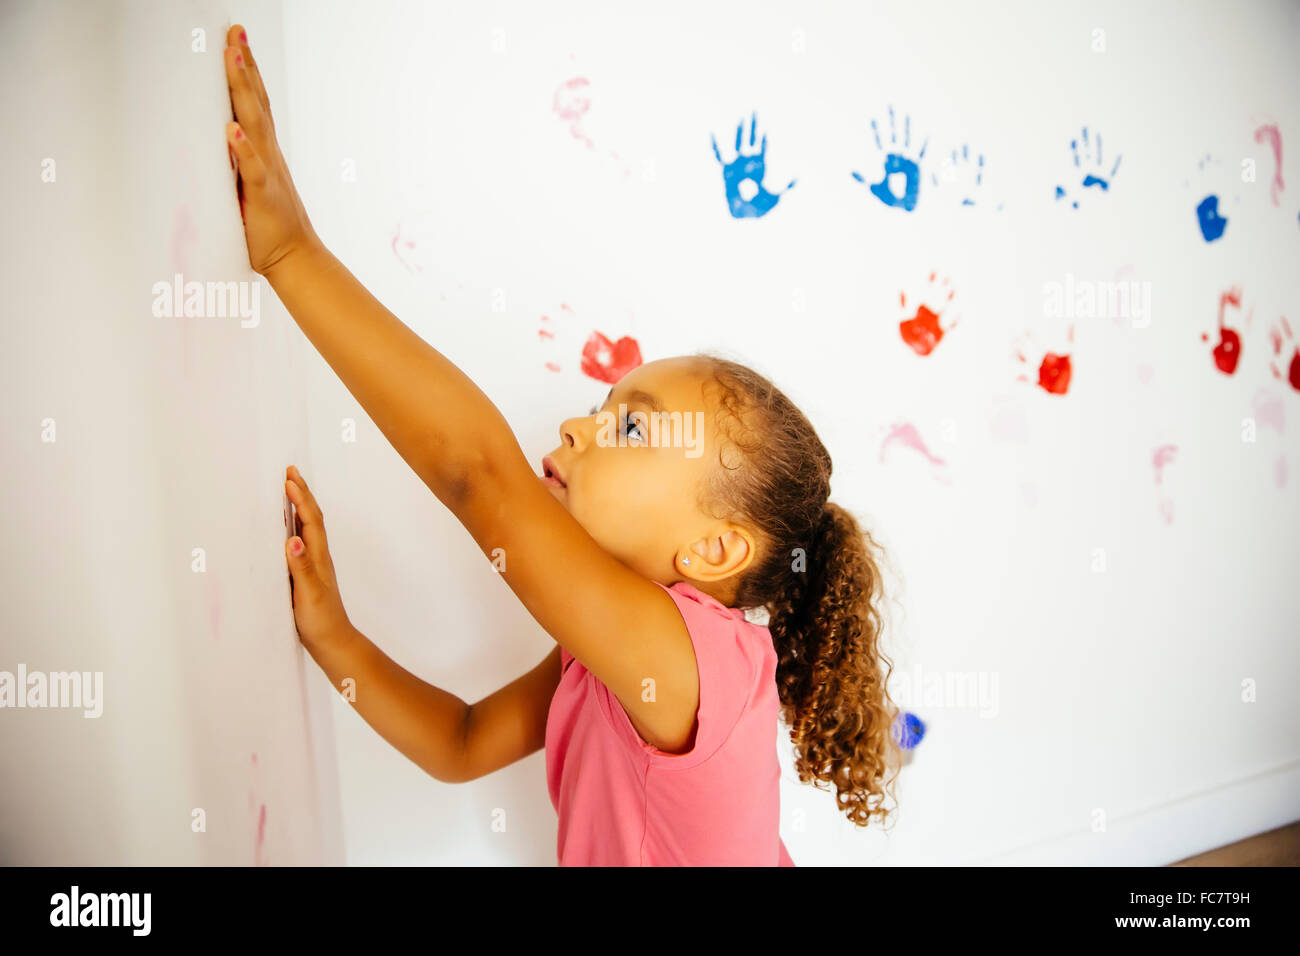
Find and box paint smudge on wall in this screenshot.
[1156,498,1175,524]
[168,146,200,277]
[391,222,423,274]
[988,397,1029,443]
[553,76,634,177]
[711,112,796,219]
[1153,444,1178,482]
[1055,126,1121,209]
[1014,325,1075,395]
[169,203,197,276]
[539,302,576,373]
[1110,264,1157,383]
[580,331,642,384]
[248,752,268,866]
[554,77,595,150]
[1200,287,1248,375]
[255,803,267,865]
[1252,123,1284,206]
[853,106,927,212]
[389,215,445,277]
[1253,387,1284,434]
[1153,444,1177,524]
[879,421,950,484]
[1252,387,1287,489]
[899,272,959,356]
[1268,317,1300,391]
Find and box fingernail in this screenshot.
[234,127,243,140]
[240,30,248,44]
[235,52,244,66]
[291,538,303,555]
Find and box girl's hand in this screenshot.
[284,465,353,649]
[224,24,321,276]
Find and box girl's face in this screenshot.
[541,356,755,588]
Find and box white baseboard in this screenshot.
[970,757,1300,865]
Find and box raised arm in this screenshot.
[229,25,700,755]
[264,242,514,501]
[224,25,513,502]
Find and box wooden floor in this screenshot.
[1169,820,1300,866]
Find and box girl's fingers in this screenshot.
[284,473,328,548]
[227,122,266,186]
[287,464,310,493]
[224,43,268,144]
[244,52,273,129]
[283,467,329,557]
[284,490,327,570]
[285,533,313,584]
[227,24,273,129]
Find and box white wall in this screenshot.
[282,0,1298,865]
[2,0,1296,866]
[0,0,343,864]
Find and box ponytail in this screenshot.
[694,350,901,829]
[768,501,900,829]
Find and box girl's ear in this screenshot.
[678,528,754,582]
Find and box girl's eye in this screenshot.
[587,403,643,442]
[622,415,645,442]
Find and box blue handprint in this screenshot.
[852,106,928,212]
[928,142,1003,209]
[1188,154,1229,242]
[1055,126,1121,209]
[710,112,796,219]
[1196,195,1227,242]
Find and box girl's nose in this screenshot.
[559,415,588,450]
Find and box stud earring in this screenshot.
[682,556,690,566]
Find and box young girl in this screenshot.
[223,24,900,866]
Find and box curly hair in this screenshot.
[691,351,902,829]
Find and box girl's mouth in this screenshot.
[541,456,567,490]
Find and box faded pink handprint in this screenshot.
[248,752,268,866]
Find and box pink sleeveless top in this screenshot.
[545,580,795,866]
